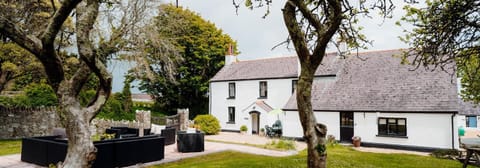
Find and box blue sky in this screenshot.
[111,0,418,93]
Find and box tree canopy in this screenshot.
[135,4,237,116]
[0,0,162,167]
[400,0,480,103]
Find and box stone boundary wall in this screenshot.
[0,107,61,139]
[91,110,152,135]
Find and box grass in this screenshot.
[0,139,21,156]
[150,145,472,168]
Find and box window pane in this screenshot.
[379,119,386,124]
[388,119,396,123]
[378,124,387,135]
[398,125,406,136]
[388,125,397,135]
[228,83,235,97]
[398,119,406,125]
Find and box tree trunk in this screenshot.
[297,63,327,168]
[57,82,97,167]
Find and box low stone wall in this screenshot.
[0,107,61,139]
[91,110,152,135]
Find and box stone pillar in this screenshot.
[177,108,189,131]
[136,110,151,137]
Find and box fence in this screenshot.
[151,114,180,130]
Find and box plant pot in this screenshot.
[240,131,246,135]
[352,140,361,147]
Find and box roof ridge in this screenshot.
[238,55,297,63]
[236,49,405,63]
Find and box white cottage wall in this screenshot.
[283,111,458,149]
[354,112,458,149]
[210,78,297,133]
[283,111,340,140]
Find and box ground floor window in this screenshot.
[228,107,235,123]
[378,118,406,137]
[466,116,477,128]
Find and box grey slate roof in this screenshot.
[284,49,459,112]
[210,53,340,82]
[459,100,480,115]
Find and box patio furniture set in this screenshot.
[21,126,205,167]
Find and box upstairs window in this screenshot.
[228,107,235,123]
[292,80,298,94]
[228,83,235,98]
[259,81,267,98]
[378,118,407,137]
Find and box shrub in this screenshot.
[194,114,220,135]
[240,125,248,132]
[22,81,57,107]
[265,139,296,150]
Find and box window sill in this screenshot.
[226,97,235,100]
[376,135,408,139]
[257,97,267,99]
[226,122,235,124]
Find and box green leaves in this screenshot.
[136,4,237,116]
[399,0,480,102]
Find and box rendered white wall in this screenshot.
[210,78,296,134]
[283,111,340,140]
[284,111,458,149]
[354,112,458,149]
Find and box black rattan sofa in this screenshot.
[161,127,176,145]
[177,131,204,152]
[21,134,164,168]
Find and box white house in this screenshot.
[458,100,480,129]
[209,49,461,151]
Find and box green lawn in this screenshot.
[151,145,471,168]
[0,139,21,156]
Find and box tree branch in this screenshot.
[0,17,42,56]
[283,1,310,61]
[76,0,112,119]
[312,0,342,64]
[41,0,82,47]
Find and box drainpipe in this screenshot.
[208,82,212,115]
[451,113,456,149]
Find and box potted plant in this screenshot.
[259,128,265,136]
[352,136,361,147]
[240,125,248,134]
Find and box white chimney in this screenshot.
[225,44,236,65]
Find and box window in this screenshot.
[259,81,267,98]
[228,83,235,98]
[378,118,406,137]
[228,107,235,123]
[467,116,477,128]
[292,80,298,94]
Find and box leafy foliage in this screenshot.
[193,114,221,135]
[135,4,237,117]
[0,42,44,91]
[240,125,248,132]
[400,0,480,102]
[96,92,136,121]
[0,81,57,107]
[22,81,58,106]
